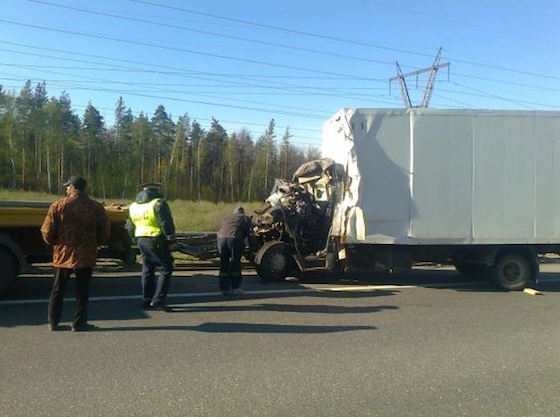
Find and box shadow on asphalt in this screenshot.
[3,267,559,328]
[304,268,560,293]
[0,273,399,328]
[7,266,560,302]
[166,300,398,315]
[93,322,377,334]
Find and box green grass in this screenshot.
[0,189,261,232]
[167,200,261,232]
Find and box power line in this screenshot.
[128,0,438,59]
[5,4,560,91]
[0,19,382,80]
[4,1,557,122]
[27,0,395,68]
[128,0,560,82]
[0,44,400,104]
[446,82,536,109]
[361,0,560,46]
[3,42,557,99]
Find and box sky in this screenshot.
[1,0,559,148]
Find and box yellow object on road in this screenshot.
[523,288,542,296]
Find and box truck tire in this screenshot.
[255,242,289,282]
[0,248,19,296]
[491,252,533,291]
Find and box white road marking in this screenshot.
[0,281,487,306]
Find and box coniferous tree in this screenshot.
[225,132,241,202]
[81,103,105,196]
[0,80,319,201]
[131,112,151,190]
[151,105,175,182]
[190,121,205,201]
[179,114,193,200]
[279,126,292,179]
[251,119,278,200]
[43,92,80,193]
[235,128,254,201]
[204,118,227,202]
[0,86,18,187]
[32,82,48,185]
[167,114,190,199]
[14,80,34,188]
[114,97,134,198]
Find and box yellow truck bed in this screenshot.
[0,200,134,296]
[0,200,129,227]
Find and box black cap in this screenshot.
[63,176,87,190]
[142,182,161,190]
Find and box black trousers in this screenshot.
[137,237,173,304]
[48,267,92,327]
[217,237,243,292]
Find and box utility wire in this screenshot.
[129,0,560,81]
[0,45,400,103]
[128,0,439,60]
[0,19,381,80]
[27,0,395,68]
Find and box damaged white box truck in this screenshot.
[249,108,560,290]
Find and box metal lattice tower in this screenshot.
[389,48,450,108]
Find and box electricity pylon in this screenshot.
[389,48,450,108]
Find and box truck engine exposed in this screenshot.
[249,158,345,281]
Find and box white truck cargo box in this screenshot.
[322,108,560,246]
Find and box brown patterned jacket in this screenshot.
[41,190,111,268]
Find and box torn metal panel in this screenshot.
[251,159,344,257]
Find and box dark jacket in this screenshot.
[126,188,176,240]
[41,189,111,268]
[217,213,250,241]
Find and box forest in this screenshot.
[0,80,321,202]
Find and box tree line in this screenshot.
[0,81,321,202]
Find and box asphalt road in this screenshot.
[1,263,560,417]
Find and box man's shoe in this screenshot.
[149,302,168,311]
[142,300,152,310]
[48,323,68,331]
[71,323,98,332]
[231,288,244,295]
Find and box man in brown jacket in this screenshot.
[41,176,110,332]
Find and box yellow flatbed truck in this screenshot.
[0,200,132,296]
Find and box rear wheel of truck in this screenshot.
[0,248,19,296]
[491,252,534,291]
[255,242,289,282]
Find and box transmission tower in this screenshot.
[389,48,450,108]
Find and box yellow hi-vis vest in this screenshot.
[129,198,162,237]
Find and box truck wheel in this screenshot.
[491,252,533,291]
[256,243,289,282]
[0,248,18,296]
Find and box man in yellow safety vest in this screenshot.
[127,183,176,310]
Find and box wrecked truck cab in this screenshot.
[250,158,346,282]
